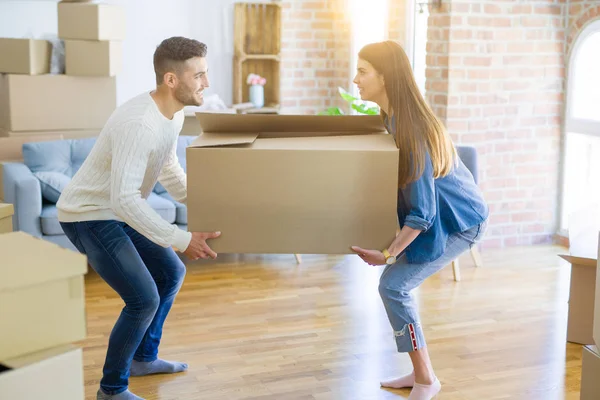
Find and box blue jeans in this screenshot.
[379,220,487,352]
[60,220,186,395]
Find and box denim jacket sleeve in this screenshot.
[403,152,436,231]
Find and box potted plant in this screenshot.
[319,87,379,115]
[247,73,267,108]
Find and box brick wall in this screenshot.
[279,0,351,115]
[567,1,600,53]
[426,1,567,248]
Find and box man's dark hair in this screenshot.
[153,37,207,85]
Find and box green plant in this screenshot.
[318,87,380,116]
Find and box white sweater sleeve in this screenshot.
[110,122,192,251]
[157,142,187,204]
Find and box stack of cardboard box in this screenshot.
[579,233,600,399]
[0,231,88,399]
[0,203,14,233]
[0,1,125,159]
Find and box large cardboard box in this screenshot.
[0,345,84,399]
[595,233,600,347]
[0,165,4,201]
[581,345,600,399]
[65,40,122,76]
[0,203,13,233]
[58,2,126,41]
[186,113,399,254]
[559,254,597,345]
[0,74,116,132]
[0,38,51,75]
[0,231,88,360]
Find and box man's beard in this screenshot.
[175,84,202,106]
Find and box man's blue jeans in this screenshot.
[60,220,186,395]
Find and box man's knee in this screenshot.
[163,260,186,294]
[128,287,160,318]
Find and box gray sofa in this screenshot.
[2,135,197,251]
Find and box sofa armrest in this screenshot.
[1,162,42,236]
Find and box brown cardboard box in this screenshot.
[0,203,13,233]
[0,135,63,159]
[186,113,399,254]
[58,2,126,41]
[0,38,51,75]
[0,165,4,200]
[559,254,597,345]
[0,345,84,399]
[0,74,116,132]
[0,129,98,138]
[595,233,600,347]
[581,345,600,399]
[0,231,87,360]
[65,40,122,76]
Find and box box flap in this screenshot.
[559,254,597,266]
[249,133,397,151]
[195,112,387,136]
[584,345,599,356]
[0,203,14,219]
[0,231,87,292]
[189,132,259,148]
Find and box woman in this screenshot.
[350,41,489,400]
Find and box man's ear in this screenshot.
[164,72,177,88]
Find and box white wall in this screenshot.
[0,0,239,106]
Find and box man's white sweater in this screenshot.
[57,92,192,251]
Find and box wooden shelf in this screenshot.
[234,2,281,56]
[233,2,281,107]
[239,54,280,61]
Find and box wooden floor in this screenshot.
[78,244,585,400]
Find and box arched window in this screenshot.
[560,20,600,232]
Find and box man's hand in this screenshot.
[184,231,221,260]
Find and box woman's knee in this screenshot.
[378,276,411,303]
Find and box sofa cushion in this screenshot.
[153,135,197,194]
[33,171,71,203]
[40,193,177,236]
[23,139,72,176]
[146,193,177,224]
[23,138,97,202]
[158,192,187,225]
[23,137,97,177]
[40,205,64,236]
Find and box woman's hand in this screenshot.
[351,246,386,266]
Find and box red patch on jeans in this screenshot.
[408,323,418,351]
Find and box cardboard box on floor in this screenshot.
[595,233,600,347]
[559,208,600,345]
[0,231,87,360]
[0,38,51,75]
[65,40,122,76]
[0,345,84,400]
[0,74,116,132]
[0,203,13,233]
[186,113,399,254]
[559,253,597,344]
[581,345,600,399]
[58,2,126,41]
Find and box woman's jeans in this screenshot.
[379,220,487,352]
[60,220,186,395]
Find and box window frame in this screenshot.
[558,19,600,235]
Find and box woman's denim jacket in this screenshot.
[385,116,489,264]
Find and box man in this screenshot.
[57,37,219,400]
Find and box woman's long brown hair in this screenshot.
[358,41,456,187]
